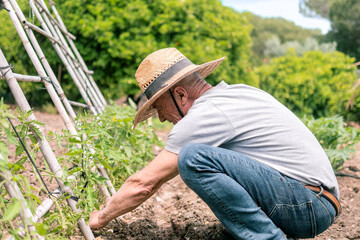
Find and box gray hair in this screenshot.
[174,72,204,88]
[171,72,207,100]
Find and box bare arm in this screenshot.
[89,149,178,228]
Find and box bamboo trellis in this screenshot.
[0,0,117,239]
[0,46,96,240]
[2,0,115,195]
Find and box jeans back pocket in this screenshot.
[269,201,316,238]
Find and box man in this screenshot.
[89,48,341,239]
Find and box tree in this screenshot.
[243,11,322,65]
[264,37,336,58]
[299,0,333,19]
[53,0,256,100]
[327,0,360,61]
[299,0,360,61]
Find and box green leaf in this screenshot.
[14,156,27,168]
[28,193,42,204]
[69,136,82,143]
[2,198,21,221]
[4,127,17,145]
[15,145,24,156]
[34,222,49,236]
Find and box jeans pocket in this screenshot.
[268,201,316,238]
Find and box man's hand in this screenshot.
[88,150,179,229]
[89,210,108,229]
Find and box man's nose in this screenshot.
[157,110,166,122]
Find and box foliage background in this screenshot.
[0,0,359,121]
[52,0,257,99]
[257,51,359,120]
[1,1,360,237]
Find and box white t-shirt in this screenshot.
[165,81,339,199]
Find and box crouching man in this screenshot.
[89,48,341,239]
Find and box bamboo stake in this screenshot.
[0,153,45,240]
[5,0,115,210]
[1,73,42,82]
[48,0,107,109]
[27,0,100,115]
[0,47,95,240]
[22,9,78,65]
[98,165,117,195]
[32,188,62,223]
[22,20,57,43]
[68,100,89,109]
[22,19,72,57]
[13,73,42,82]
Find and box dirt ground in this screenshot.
[10,111,360,239]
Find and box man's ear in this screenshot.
[173,86,188,105]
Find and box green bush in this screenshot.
[257,51,358,120]
[302,115,360,170]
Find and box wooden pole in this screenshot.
[1,73,42,82]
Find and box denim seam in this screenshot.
[321,199,332,226]
[317,195,333,226]
[268,201,312,217]
[308,190,333,225]
[308,201,316,238]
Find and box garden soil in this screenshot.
[16,111,360,239]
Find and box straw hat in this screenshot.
[133,48,224,128]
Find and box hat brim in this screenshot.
[133,57,224,128]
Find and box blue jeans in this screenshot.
[178,143,336,240]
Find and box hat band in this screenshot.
[144,58,192,99]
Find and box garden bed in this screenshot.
[12,111,360,239]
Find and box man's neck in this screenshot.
[198,83,213,97]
